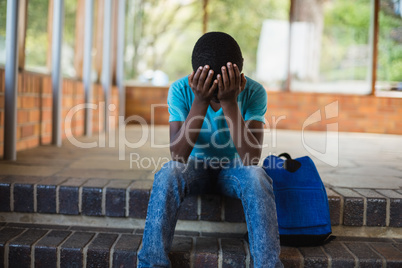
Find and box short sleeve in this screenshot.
[243,85,267,124]
[167,80,189,122]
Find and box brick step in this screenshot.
[0,222,401,268]
[0,175,401,230]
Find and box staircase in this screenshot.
[0,173,401,267]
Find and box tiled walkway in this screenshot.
[1,222,401,268]
[1,125,401,190]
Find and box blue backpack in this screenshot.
[262,153,334,247]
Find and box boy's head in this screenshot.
[191,32,243,82]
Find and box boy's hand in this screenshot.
[188,65,218,105]
[217,62,247,104]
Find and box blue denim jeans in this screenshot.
[138,158,283,268]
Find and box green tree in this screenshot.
[0,0,6,36]
[378,0,402,82]
[125,0,202,82]
[322,0,402,83]
[321,0,371,81]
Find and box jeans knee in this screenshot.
[153,161,187,190]
[231,166,273,196]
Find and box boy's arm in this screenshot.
[220,107,264,166]
[169,65,217,163]
[218,63,264,165]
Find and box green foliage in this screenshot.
[377,3,402,81]
[124,0,203,81]
[2,0,400,84]
[64,0,77,48]
[0,0,6,65]
[25,0,49,69]
[24,0,77,74]
[62,0,77,77]
[0,0,6,36]
[324,0,371,42]
[320,0,371,81]
[322,0,402,82]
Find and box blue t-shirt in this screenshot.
[168,76,267,160]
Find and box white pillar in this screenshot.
[116,0,126,123]
[83,0,94,136]
[101,0,113,135]
[4,0,20,160]
[51,0,64,146]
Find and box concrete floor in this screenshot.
[1,125,401,190]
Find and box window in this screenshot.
[2,0,399,96]
[124,0,290,86]
[376,0,402,93]
[288,0,372,94]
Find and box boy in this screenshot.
[138,32,283,267]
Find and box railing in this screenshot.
[0,68,119,157]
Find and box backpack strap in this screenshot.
[278,153,301,173]
[278,153,292,160]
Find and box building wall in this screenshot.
[125,85,402,135]
[125,85,169,125]
[0,68,119,157]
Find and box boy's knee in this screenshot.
[236,165,273,187]
[154,160,187,185]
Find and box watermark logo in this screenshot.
[64,100,339,169]
[302,101,339,167]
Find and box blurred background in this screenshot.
[0,0,401,93]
